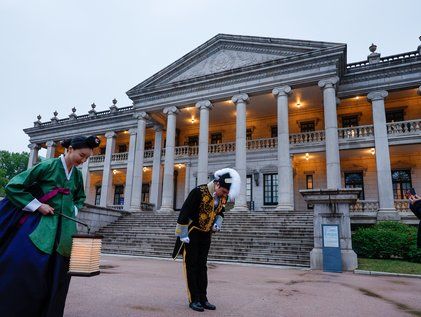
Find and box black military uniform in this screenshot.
[173,168,240,312]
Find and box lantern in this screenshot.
[68,233,103,276]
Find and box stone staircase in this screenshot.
[98,210,314,267]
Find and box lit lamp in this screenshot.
[69,233,103,276]
[370,148,376,155]
[253,170,260,186]
[305,153,310,160]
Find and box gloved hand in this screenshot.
[175,223,190,243]
[212,215,223,232]
[180,236,190,243]
[212,223,221,232]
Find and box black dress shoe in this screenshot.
[200,301,216,310]
[189,301,204,312]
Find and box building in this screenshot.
[24,34,421,223]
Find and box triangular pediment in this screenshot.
[127,34,345,97]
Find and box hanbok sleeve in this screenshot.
[5,161,50,210]
[73,170,86,213]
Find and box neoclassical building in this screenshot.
[24,34,421,222]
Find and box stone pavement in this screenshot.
[65,255,421,317]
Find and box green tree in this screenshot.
[0,150,29,197]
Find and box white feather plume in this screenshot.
[214,168,241,199]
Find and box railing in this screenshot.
[289,130,325,145]
[89,155,105,164]
[247,137,277,150]
[346,50,420,70]
[144,149,154,159]
[350,200,411,212]
[387,119,421,135]
[112,152,128,161]
[338,125,374,139]
[107,204,124,210]
[209,142,235,154]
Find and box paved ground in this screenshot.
[65,255,421,317]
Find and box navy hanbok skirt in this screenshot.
[0,198,71,317]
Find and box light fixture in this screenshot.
[253,170,260,186]
[191,116,195,124]
[355,96,359,100]
[178,163,183,169]
[112,169,118,175]
[296,102,301,108]
[305,153,310,160]
[370,148,375,155]
[143,167,148,172]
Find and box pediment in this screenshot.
[127,34,344,97]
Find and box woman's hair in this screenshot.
[60,135,101,150]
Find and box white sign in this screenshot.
[323,225,339,248]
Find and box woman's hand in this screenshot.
[409,194,421,205]
[37,204,54,215]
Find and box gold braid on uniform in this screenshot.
[197,185,224,232]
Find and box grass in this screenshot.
[358,258,421,275]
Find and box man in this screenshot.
[173,168,241,312]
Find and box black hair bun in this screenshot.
[86,135,101,149]
[60,139,72,148]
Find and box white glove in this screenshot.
[212,223,221,232]
[180,237,190,244]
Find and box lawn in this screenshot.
[358,258,421,275]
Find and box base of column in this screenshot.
[377,209,400,221]
[310,248,358,271]
[231,205,249,212]
[275,204,294,211]
[157,207,174,214]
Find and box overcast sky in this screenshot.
[1,0,420,153]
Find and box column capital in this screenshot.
[153,124,164,132]
[105,131,117,139]
[318,76,339,89]
[367,90,388,102]
[231,93,249,104]
[272,85,292,97]
[28,143,40,150]
[128,128,137,135]
[133,111,150,121]
[195,100,213,110]
[46,140,56,147]
[163,106,180,115]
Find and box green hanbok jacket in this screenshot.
[5,156,86,257]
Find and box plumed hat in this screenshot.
[214,168,241,199]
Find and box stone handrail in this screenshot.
[144,149,154,159]
[209,142,235,154]
[387,119,421,135]
[247,137,277,150]
[346,50,419,70]
[338,125,374,139]
[112,152,128,161]
[350,199,411,212]
[89,155,105,164]
[289,130,325,145]
[107,204,124,210]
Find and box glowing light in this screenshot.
[370,148,375,155]
[305,153,310,160]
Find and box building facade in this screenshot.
[24,34,421,222]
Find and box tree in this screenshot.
[0,150,29,197]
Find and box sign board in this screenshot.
[322,224,342,273]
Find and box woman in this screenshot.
[409,193,421,248]
[0,135,100,317]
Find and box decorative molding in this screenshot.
[195,100,213,111]
[231,93,249,104]
[272,85,292,97]
[367,90,388,102]
[163,106,180,115]
[318,76,339,89]
[105,131,117,139]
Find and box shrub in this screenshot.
[352,221,420,263]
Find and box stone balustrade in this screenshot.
[386,119,421,135]
[338,124,375,139]
[111,152,128,161]
[350,199,411,212]
[289,130,325,145]
[247,137,277,150]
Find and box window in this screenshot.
[386,109,404,123]
[271,126,277,138]
[95,186,101,205]
[300,121,315,132]
[246,175,252,202]
[392,169,412,199]
[246,128,253,140]
[306,174,314,209]
[344,172,365,199]
[342,115,359,128]
[142,183,150,203]
[113,185,124,205]
[118,144,127,153]
[263,174,278,205]
[211,132,222,144]
[187,135,199,146]
[145,141,153,150]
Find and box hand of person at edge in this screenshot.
[37,204,55,215]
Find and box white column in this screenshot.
[100,131,116,207]
[231,93,249,211]
[273,86,294,211]
[158,106,179,212]
[130,112,149,212]
[81,158,90,193]
[27,143,39,169]
[46,140,56,159]
[367,90,398,219]
[123,128,137,211]
[184,162,191,199]
[318,77,341,189]
[150,125,163,209]
[196,100,213,184]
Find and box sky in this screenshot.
[1,0,420,153]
